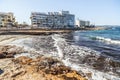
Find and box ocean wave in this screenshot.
[90,36,120,44]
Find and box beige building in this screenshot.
[0,12,16,27]
[30,11,75,28]
[76,19,90,28]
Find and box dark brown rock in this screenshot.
[0,52,6,58]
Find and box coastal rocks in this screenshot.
[82,54,120,76]
[0,56,87,80]
[0,45,25,59]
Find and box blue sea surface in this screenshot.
[83,27,120,40]
[64,26,120,61]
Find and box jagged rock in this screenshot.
[0,45,25,59]
[0,56,87,80]
[0,52,6,58]
[0,51,15,59]
[0,69,4,75]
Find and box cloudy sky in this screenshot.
[0,0,120,25]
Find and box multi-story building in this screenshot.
[30,11,75,28]
[0,12,15,27]
[75,19,90,28]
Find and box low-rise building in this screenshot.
[75,19,90,28]
[0,12,16,27]
[30,11,75,28]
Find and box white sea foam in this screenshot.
[73,35,80,41]
[15,53,31,58]
[92,36,120,44]
[52,34,65,59]
[8,37,36,51]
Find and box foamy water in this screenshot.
[52,34,64,58]
[90,36,120,45]
[52,34,120,80]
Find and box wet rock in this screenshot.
[0,51,15,59]
[82,54,120,76]
[0,52,6,58]
[0,45,25,59]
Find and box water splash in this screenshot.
[90,36,120,44]
[52,34,64,59]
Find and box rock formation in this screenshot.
[0,46,87,80]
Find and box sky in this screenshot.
[0,0,120,25]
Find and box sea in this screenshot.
[65,26,120,61]
[62,26,120,80]
[1,26,120,80]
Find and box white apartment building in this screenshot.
[75,19,90,28]
[30,11,75,28]
[0,12,15,27]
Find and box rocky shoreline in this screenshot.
[0,45,87,80]
[0,34,119,80]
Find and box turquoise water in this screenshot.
[84,27,120,41]
[65,26,120,61]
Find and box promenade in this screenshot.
[0,27,109,35]
[0,28,73,35]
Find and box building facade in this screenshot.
[30,11,75,28]
[0,12,15,27]
[75,19,90,28]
